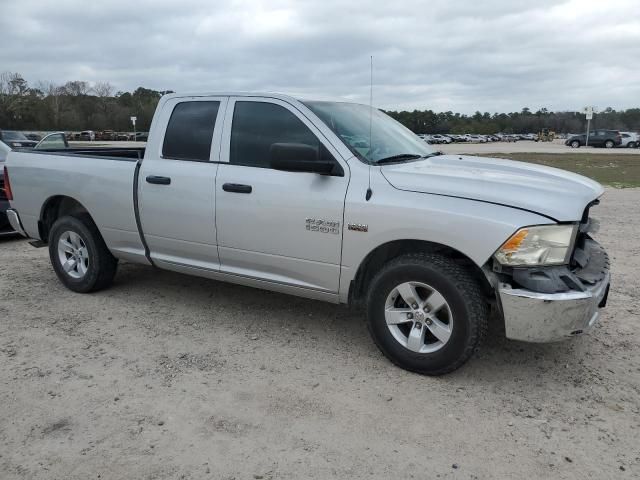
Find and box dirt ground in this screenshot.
[1,188,638,480]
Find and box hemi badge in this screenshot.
[348,223,368,232]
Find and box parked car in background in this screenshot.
[429,134,452,144]
[4,92,610,375]
[619,132,638,148]
[24,133,42,141]
[466,134,487,143]
[452,134,463,142]
[565,130,622,148]
[80,130,96,141]
[135,132,149,142]
[0,130,38,149]
[97,130,117,141]
[495,133,514,142]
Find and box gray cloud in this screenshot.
[2,0,639,113]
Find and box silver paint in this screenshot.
[6,92,609,344]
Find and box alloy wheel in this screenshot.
[57,231,89,279]
[384,281,453,353]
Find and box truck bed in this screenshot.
[6,148,147,261]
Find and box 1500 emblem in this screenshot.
[306,218,340,234]
[348,223,368,232]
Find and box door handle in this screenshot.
[222,183,252,194]
[146,175,171,185]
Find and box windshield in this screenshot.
[2,131,29,141]
[303,101,434,164]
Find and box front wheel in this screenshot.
[49,214,118,293]
[570,140,580,148]
[366,253,488,375]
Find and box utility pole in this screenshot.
[582,107,594,146]
[130,116,137,142]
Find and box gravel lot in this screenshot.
[1,188,639,480]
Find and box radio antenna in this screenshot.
[366,55,373,201]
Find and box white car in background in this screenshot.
[619,132,638,148]
[429,134,452,144]
[80,130,96,141]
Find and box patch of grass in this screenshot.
[475,153,640,188]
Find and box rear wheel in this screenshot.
[48,214,118,293]
[605,140,615,148]
[570,140,580,148]
[628,142,636,148]
[366,253,488,375]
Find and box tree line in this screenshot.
[0,72,171,132]
[2,71,639,134]
[384,107,640,135]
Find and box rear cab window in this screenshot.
[162,101,220,161]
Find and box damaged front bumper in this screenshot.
[497,238,610,343]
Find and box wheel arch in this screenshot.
[38,195,94,243]
[347,239,494,308]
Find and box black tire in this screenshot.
[366,253,488,375]
[0,212,9,231]
[570,140,580,148]
[48,214,118,293]
[604,140,614,148]
[628,142,636,148]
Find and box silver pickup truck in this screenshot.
[4,92,610,375]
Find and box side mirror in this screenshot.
[269,143,338,175]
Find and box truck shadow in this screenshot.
[108,261,602,387]
[0,233,25,244]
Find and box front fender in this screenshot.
[338,165,553,302]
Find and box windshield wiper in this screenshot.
[375,154,423,164]
[375,153,442,164]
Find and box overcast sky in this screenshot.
[2,0,639,113]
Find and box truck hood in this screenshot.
[380,154,604,221]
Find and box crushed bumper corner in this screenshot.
[498,272,610,343]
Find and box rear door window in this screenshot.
[162,101,220,161]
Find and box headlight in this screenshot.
[494,224,577,266]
